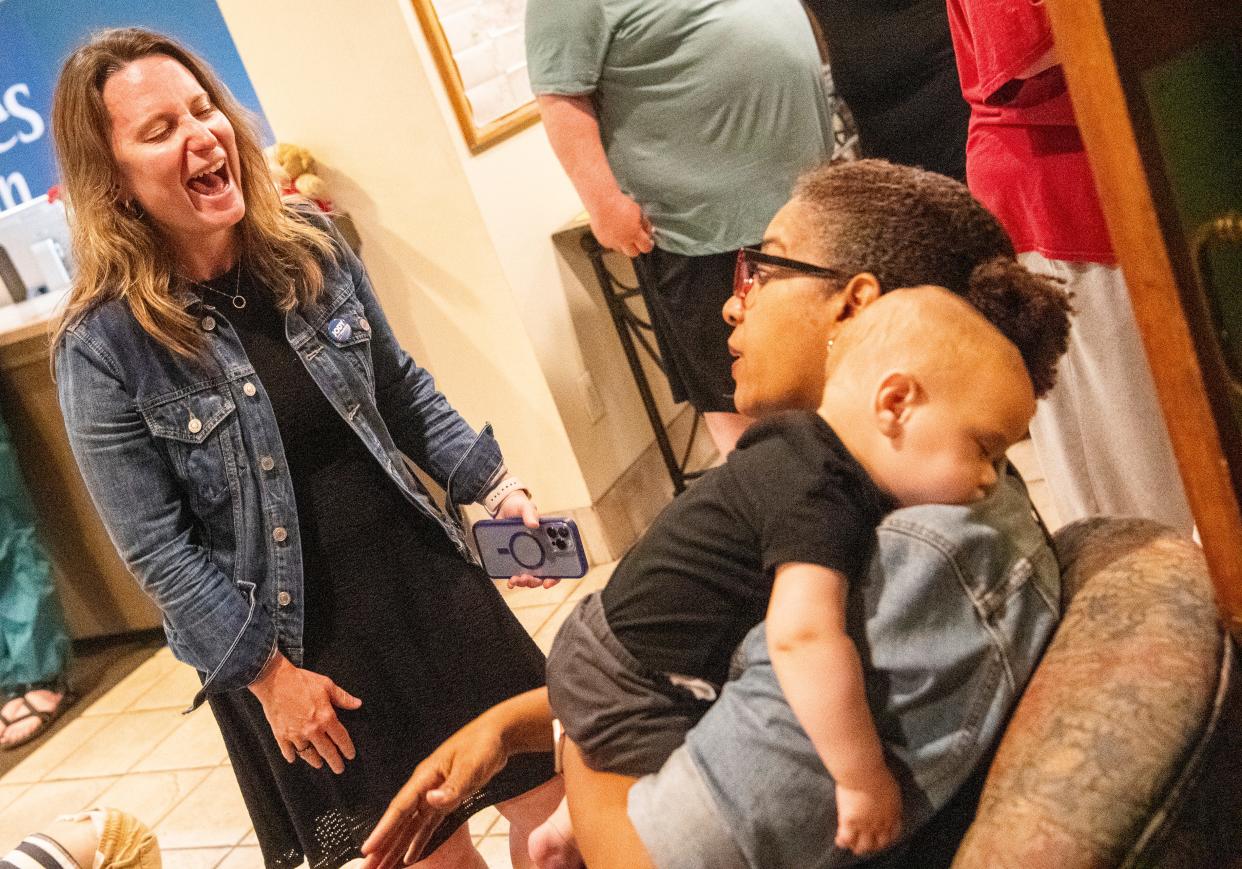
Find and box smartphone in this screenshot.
[472,517,588,579]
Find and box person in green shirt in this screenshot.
[526,0,833,456]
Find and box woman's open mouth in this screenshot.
[186,158,231,197]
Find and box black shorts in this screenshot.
[633,247,739,414]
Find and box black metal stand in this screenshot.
[580,233,704,494]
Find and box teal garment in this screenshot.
[0,410,69,690]
[526,0,833,255]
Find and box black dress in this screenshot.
[200,268,554,869]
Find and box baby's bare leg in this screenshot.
[525,795,581,869]
[496,775,569,869]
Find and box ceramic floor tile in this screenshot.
[532,603,574,656]
[132,706,229,773]
[44,709,183,781]
[239,827,258,846]
[153,765,251,850]
[487,813,509,838]
[496,577,577,610]
[128,664,206,712]
[468,805,501,839]
[477,834,512,868]
[566,563,615,603]
[0,776,116,846]
[216,845,263,868]
[1,714,114,785]
[510,603,563,636]
[90,768,212,831]
[0,782,30,815]
[82,651,180,717]
[158,848,234,869]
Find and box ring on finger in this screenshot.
[296,744,316,755]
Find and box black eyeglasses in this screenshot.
[732,247,850,304]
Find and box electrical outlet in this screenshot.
[580,372,606,423]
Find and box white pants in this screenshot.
[1020,252,1194,535]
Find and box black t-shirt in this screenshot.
[601,411,896,685]
[809,0,969,180]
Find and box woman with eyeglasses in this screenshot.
[362,159,1072,869]
[51,28,562,869]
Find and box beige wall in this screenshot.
[217,0,679,511]
[436,102,687,501]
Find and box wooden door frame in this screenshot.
[1043,0,1242,636]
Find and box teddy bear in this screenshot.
[264,142,333,212]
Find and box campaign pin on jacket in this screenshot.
[327,318,352,343]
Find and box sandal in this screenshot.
[0,681,77,751]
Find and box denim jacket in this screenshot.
[680,466,1061,868]
[56,219,505,709]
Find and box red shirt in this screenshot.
[946,0,1116,263]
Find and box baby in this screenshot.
[544,285,1038,858]
[0,808,160,869]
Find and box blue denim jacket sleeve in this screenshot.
[56,329,274,693]
[330,225,503,505]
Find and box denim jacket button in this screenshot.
[242,382,257,397]
[187,417,203,434]
[277,591,292,607]
[201,316,216,332]
[260,456,275,472]
[272,526,288,543]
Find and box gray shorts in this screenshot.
[545,592,716,777]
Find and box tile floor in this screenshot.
[0,562,614,869]
[0,441,1054,869]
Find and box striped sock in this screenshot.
[0,834,80,869]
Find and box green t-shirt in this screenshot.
[526,0,833,255]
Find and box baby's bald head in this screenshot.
[827,286,1033,403]
[823,286,1037,507]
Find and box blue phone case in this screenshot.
[472,518,589,579]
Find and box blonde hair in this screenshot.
[51,28,335,358]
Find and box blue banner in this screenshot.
[0,0,269,212]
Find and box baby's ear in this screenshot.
[874,372,920,439]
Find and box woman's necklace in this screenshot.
[186,262,246,310]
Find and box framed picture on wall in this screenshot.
[410,0,540,153]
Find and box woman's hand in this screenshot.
[495,490,560,590]
[361,688,553,868]
[360,706,509,868]
[248,652,362,774]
